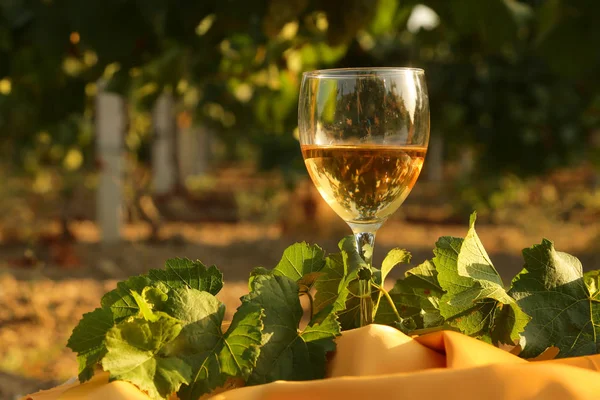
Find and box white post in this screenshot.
[152,92,177,195]
[96,81,125,244]
[459,146,475,179]
[179,125,211,183]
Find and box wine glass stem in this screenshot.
[353,230,376,326]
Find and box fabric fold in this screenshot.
[22,325,600,400]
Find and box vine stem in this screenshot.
[373,290,383,316]
[371,282,402,323]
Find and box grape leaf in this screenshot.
[585,270,600,297]
[313,252,348,315]
[435,214,530,343]
[272,242,326,291]
[130,286,168,322]
[373,248,413,324]
[67,307,114,382]
[143,286,169,309]
[101,275,153,322]
[102,315,191,400]
[509,239,600,358]
[302,310,341,378]
[248,266,271,289]
[313,237,362,330]
[340,235,369,274]
[375,260,444,328]
[380,248,411,284]
[163,288,263,400]
[242,274,340,385]
[148,257,223,295]
[101,259,221,323]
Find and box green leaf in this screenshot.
[164,288,263,400]
[248,266,271,290]
[313,237,364,330]
[301,311,340,378]
[380,248,411,284]
[375,260,444,328]
[102,315,191,400]
[457,213,503,286]
[535,1,600,78]
[509,239,600,358]
[584,270,600,297]
[101,275,153,322]
[67,307,114,382]
[447,0,523,50]
[338,237,372,329]
[148,258,223,295]
[434,236,469,294]
[535,0,561,44]
[272,242,326,292]
[243,274,340,385]
[374,248,412,324]
[313,252,349,315]
[340,235,369,274]
[435,214,529,343]
[368,0,399,35]
[143,286,169,309]
[131,288,158,321]
[76,353,101,383]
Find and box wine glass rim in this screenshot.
[302,67,424,78]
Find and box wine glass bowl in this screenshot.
[298,68,430,326]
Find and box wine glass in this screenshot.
[298,68,429,326]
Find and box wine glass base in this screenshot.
[347,221,383,235]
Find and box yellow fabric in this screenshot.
[20,373,149,400]
[23,325,600,400]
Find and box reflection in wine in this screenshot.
[302,144,426,231]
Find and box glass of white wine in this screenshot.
[298,68,429,326]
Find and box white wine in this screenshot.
[301,144,426,227]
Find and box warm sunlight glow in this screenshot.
[70,31,80,44]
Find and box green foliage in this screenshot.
[67,307,114,381]
[101,275,154,322]
[374,260,444,329]
[67,216,600,398]
[433,214,529,344]
[165,289,263,399]
[242,274,339,384]
[102,315,191,399]
[2,0,599,191]
[367,213,598,358]
[147,258,224,295]
[510,239,600,357]
[271,242,326,291]
[312,238,363,330]
[67,251,339,399]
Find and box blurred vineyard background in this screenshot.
[1,0,600,398]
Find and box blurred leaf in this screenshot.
[263,0,308,38]
[536,1,600,79]
[322,0,379,46]
[369,0,399,36]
